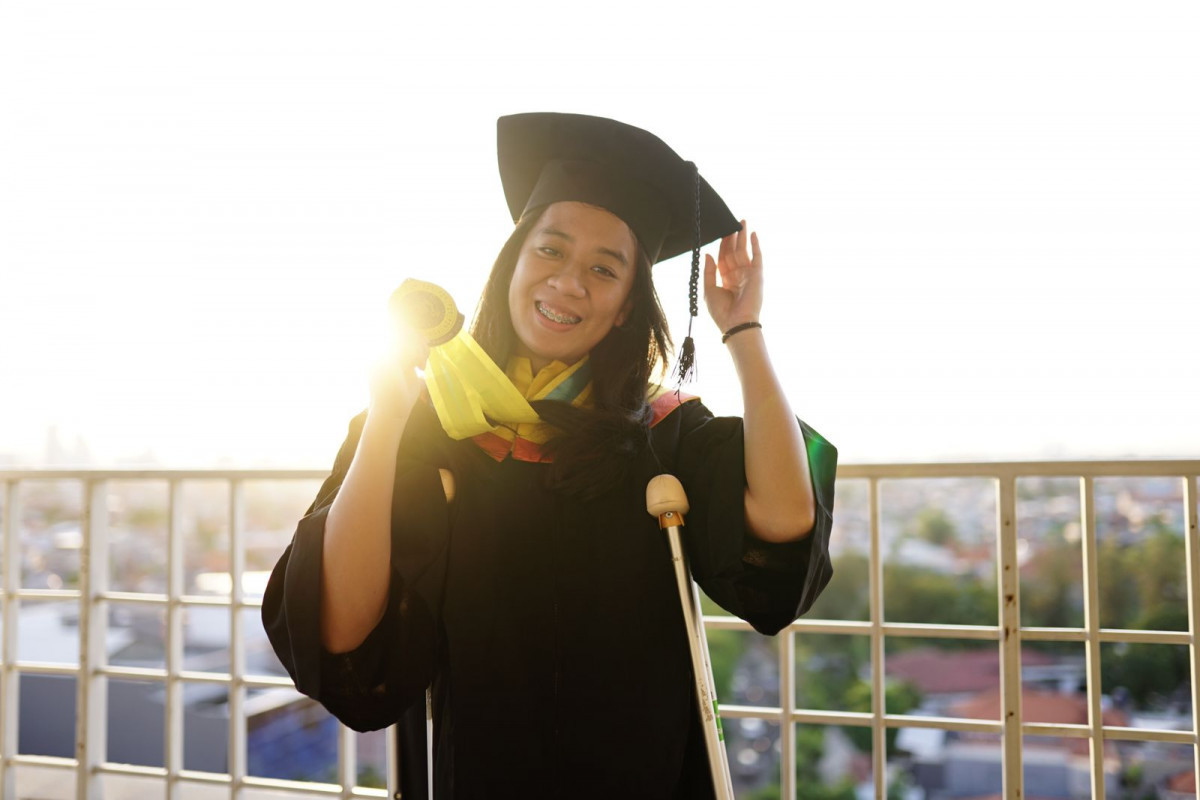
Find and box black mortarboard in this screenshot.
[497,112,738,264]
[496,112,741,382]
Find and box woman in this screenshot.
[263,112,837,798]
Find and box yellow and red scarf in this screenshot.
[468,357,696,463]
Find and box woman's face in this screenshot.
[507,201,638,373]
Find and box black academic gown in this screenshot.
[262,397,837,799]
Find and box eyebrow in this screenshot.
[538,226,630,268]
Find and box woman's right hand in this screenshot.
[368,325,430,423]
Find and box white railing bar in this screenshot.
[229,479,247,800]
[1098,628,1192,644]
[10,461,1200,481]
[1080,476,1106,799]
[10,753,77,768]
[0,469,328,481]
[168,478,185,800]
[721,617,1191,644]
[385,724,400,800]
[719,704,784,718]
[702,616,756,631]
[28,462,1200,482]
[996,475,1022,800]
[1185,474,1200,787]
[1021,626,1193,644]
[425,687,433,799]
[1,479,18,800]
[791,619,1003,639]
[180,595,238,607]
[792,710,872,727]
[242,674,300,689]
[1025,723,1193,745]
[100,761,165,777]
[242,774,389,798]
[834,460,1200,479]
[177,670,235,683]
[98,665,166,681]
[10,588,80,601]
[10,586,260,607]
[179,768,232,784]
[101,590,168,605]
[77,479,110,800]
[1022,722,1091,738]
[1102,726,1197,744]
[779,629,795,800]
[869,476,885,800]
[877,622,999,640]
[881,713,1003,733]
[782,619,871,633]
[9,660,80,676]
[338,722,356,800]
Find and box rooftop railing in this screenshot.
[1,462,1197,799]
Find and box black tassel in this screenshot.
[674,163,702,390]
[675,332,696,386]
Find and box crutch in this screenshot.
[646,474,735,799]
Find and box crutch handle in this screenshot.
[646,474,690,518]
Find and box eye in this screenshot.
[591,265,617,279]
[537,246,561,258]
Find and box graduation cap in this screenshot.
[497,112,741,382]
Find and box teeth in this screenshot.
[536,301,581,324]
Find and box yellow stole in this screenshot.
[467,356,698,463]
[470,357,594,462]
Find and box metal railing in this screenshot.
[1,462,1197,799]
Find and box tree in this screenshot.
[911,507,958,547]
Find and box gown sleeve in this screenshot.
[261,403,451,732]
[667,399,837,636]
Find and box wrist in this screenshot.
[363,406,410,442]
[721,320,762,344]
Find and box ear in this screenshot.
[615,297,633,328]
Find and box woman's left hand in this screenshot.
[703,220,764,333]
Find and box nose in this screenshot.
[546,259,587,298]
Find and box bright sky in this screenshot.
[1,1,1197,468]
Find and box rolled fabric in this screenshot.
[389,279,539,440]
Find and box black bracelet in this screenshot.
[721,321,762,343]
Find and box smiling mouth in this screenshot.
[535,301,581,325]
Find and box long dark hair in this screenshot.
[469,206,673,498]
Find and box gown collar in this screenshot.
[468,355,700,463]
[469,357,593,462]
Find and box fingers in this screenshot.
[704,252,718,292]
[750,230,762,269]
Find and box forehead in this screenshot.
[536,201,637,253]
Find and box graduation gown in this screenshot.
[262,395,837,799]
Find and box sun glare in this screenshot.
[1,1,1197,466]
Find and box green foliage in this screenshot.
[883,563,996,629]
[842,680,922,755]
[357,765,385,789]
[1101,606,1190,706]
[798,779,857,800]
[1094,525,1189,705]
[1097,525,1186,630]
[705,628,741,701]
[125,504,168,529]
[807,552,868,620]
[1020,528,1082,628]
[911,507,957,547]
[791,727,858,800]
